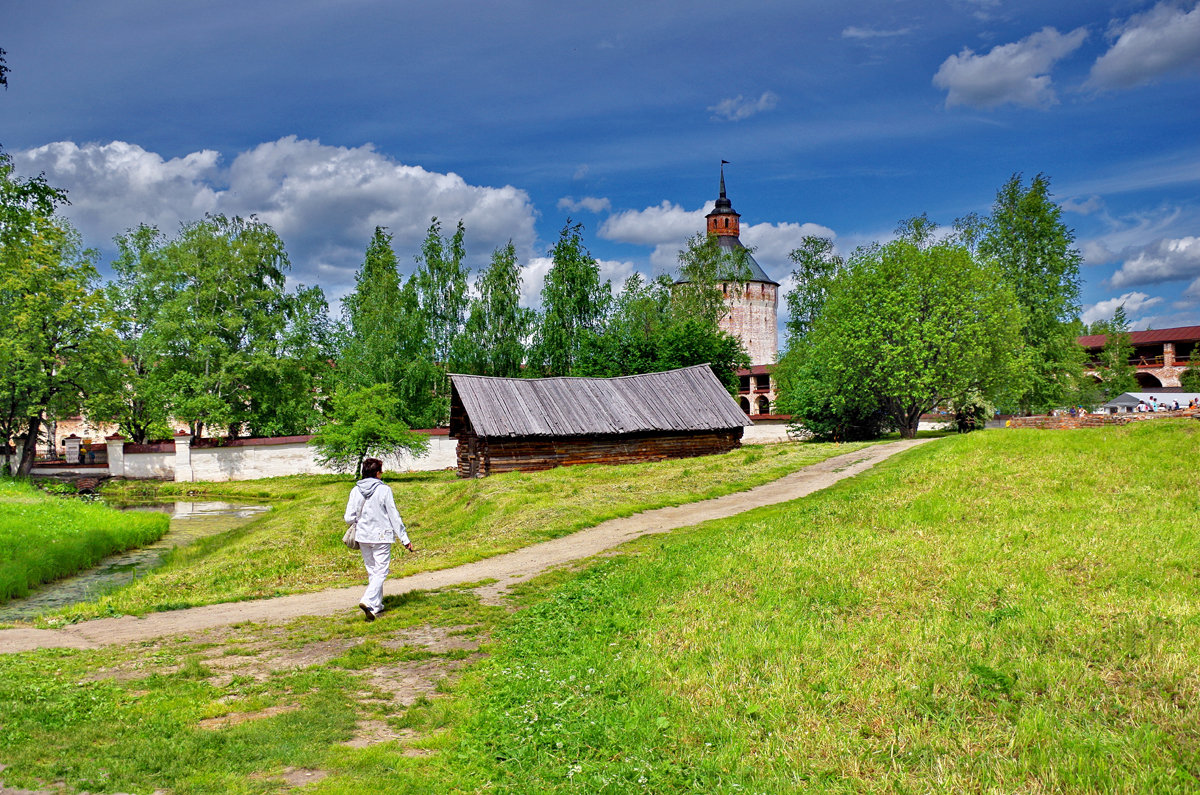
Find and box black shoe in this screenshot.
[359,603,375,622]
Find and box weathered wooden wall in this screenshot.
[454,429,744,478]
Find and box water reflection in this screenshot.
[0,501,270,622]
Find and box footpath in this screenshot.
[0,438,930,655]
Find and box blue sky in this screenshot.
[3,0,1199,331]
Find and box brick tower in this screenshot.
[705,167,779,366]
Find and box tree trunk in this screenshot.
[17,415,42,477]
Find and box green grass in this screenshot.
[2,424,1198,792]
[51,441,871,622]
[0,588,504,794]
[0,479,170,603]
[427,420,1200,792]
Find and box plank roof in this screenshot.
[449,364,752,438]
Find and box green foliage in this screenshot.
[978,173,1085,413]
[336,227,442,429]
[1180,367,1200,392]
[338,226,406,391]
[1096,305,1138,398]
[453,241,533,377]
[784,235,844,344]
[530,221,611,376]
[575,271,747,391]
[88,215,334,440]
[308,384,429,477]
[86,225,175,442]
[0,151,120,473]
[781,219,1024,439]
[414,217,469,368]
[0,478,168,602]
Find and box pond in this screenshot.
[0,500,270,622]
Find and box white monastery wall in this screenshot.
[123,451,174,479]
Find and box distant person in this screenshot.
[343,457,415,621]
[1172,399,1180,411]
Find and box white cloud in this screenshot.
[842,26,911,39]
[933,26,1087,108]
[1108,236,1200,288]
[12,137,538,300]
[599,201,710,246]
[1089,1,1200,90]
[707,92,779,121]
[13,140,222,241]
[1081,291,1164,325]
[557,195,612,214]
[740,221,838,272]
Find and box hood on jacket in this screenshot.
[356,478,383,499]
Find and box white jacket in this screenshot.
[344,478,410,545]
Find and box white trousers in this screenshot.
[359,542,392,613]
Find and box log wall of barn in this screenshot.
[454,429,743,478]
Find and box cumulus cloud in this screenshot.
[599,200,835,278]
[842,26,911,39]
[557,195,612,214]
[599,201,708,246]
[707,92,779,121]
[13,137,537,301]
[933,26,1087,108]
[1089,1,1200,90]
[13,141,223,242]
[1080,291,1164,325]
[1108,236,1200,288]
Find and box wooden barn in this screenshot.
[449,364,752,477]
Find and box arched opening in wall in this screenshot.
[739,397,751,415]
[1134,372,1163,389]
[756,396,770,415]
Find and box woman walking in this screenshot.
[343,457,415,621]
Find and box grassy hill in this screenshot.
[433,420,1200,792]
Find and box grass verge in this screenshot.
[44,440,872,622]
[0,479,169,603]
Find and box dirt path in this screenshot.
[0,438,930,655]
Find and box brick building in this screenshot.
[1079,325,1199,390]
[695,169,783,417]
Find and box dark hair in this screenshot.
[362,458,383,479]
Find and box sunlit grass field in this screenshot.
[2,423,1197,793]
[432,420,1200,792]
[52,440,873,622]
[0,479,169,603]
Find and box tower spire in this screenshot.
[708,160,737,233]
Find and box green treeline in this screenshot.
[4,145,1181,472]
[774,175,1150,440]
[1,149,747,477]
